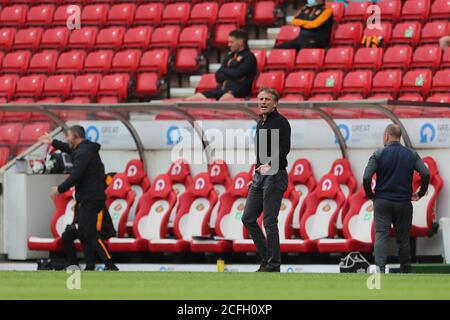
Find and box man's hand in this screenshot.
[411,192,420,201]
[49,186,59,199]
[39,132,53,145]
[255,163,271,175]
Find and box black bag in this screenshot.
[339,252,370,273]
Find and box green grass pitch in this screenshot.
[1,271,450,300]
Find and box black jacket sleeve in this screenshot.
[216,55,231,83]
[57,149,94,194]
[51,139,72,154]
[414,152,430,198]
[219,55,257,80]
[363,151,379,199]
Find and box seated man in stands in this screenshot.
[186,29,257,101]
[440,35,450,49]
[275,0,333,52]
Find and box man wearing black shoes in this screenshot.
[39,126,118,271]
[242,88,291,272]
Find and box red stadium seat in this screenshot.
[0,28,16,50]
[112,49,141,73]
[0,75,18,100]
[431,69,450,93]
[427,93,450,103]
[84,50,113,72]
[371,69,402,97]
[64,97,91,104]
[308,94,334,101]
[217,2,247,27]
[134,3,163,25]
[311,71,343,98]
[430,0,450,20]
[253,1,276,26]
[178,25,208,50]
[333,22,363,47]
[196,73,217,93]
[52,5,71,26]
[41,27,69,49]
[420,21,450,44]
[411,45,443,70]
[295,48,325,71]
[377,0,402,21]
[191,171,251,253]
[15,74,45,97]
[135,72,160,96]
[189,2,218,25]
[2,50,31,74]
[98,73,130,100]
[174,48,202,73]
[252,71,285,95]
[0,123,21,148]
[161,2,191,25]
[108,174,176,252]
[68,27,98,49]
[26,4,55,25]
[71,73,101,97]
[391,21,421,46]
[401,0,430,21]
[411,157,443,237]
[213,23,238,48]
[252,49,267,72]
[96,27,125,49]
[400,69,432,96]
[149,173,218,252]
[342,70,373,97]
[353,47,383,71]
[275,25,300,47]
[43,74,73,98]
[362,21,392,44]
[107,3,136,26]
[264,49,296,72]
[0,147,10,167]
[326,1,344,23]
[150,25,180,50]
[0,5,28,27]
[139,49,170,75]
[56,50,86,73]
[207,160,232,229]
[123,26,152,48]
[19,122,50,146]
[283,71,314,98]
[342,1,371,22]
[317,183,375,253]
[28,50,58,73]
[14,27,43,49]
[382,45,412,69]
[97,96,118,105]
[323,47,354,71]
[398,93,424,102]
[81,4,109,26]
[442,48,450,68]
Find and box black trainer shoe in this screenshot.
[37,259,53,271]
[104,262,119,271]
[256,262,268,272]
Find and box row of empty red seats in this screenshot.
[0,122,50,154]
[254,46,450,73]
[327,0,449,23]
[277,20,449,48]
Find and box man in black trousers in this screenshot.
[363,124,430,273]
[39,126,118,271]
[242,87,291,272]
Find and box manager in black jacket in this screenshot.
[363,124,430,273]
[40,125,118,271]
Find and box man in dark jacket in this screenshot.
[39,126,118,271]
[275,0,333,51]
[363,124,430,274]
[187,29,257,101]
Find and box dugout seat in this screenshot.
[167,159,194,228]
[149,173,218,252]
[208,160,232,229]
[108,174,177,252]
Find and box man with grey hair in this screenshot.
[363,124,430,273]
[242,87,291,272]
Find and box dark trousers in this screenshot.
[241,169,288,268]
[275,35,326,52]
[62,201,112,268]
[374,198,413,272]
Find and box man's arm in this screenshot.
[215,54,231,83]
[57,150,93,193]
[363,152,378,199]
[414,152,430,198]
[219,55,257,80]
[266,119,291,171]
[52,139,72,154]
[292,8,333,29]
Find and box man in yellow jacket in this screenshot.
[276,0,333,51]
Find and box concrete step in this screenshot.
[189,75,202,88]
[209,63,221,73]
[170,87,195,98]
[267,27,281,40]
[248,39,276,50]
